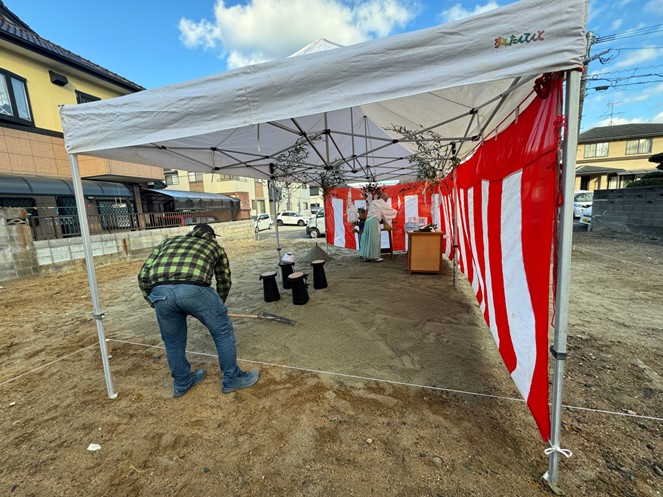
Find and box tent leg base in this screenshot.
[541,473,565,496]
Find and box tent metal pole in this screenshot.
[546,69,581,486]
[452,169,458,289]
[68,153,117,399]
[269,180,282,264]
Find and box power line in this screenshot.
[588,79,663,90]
[595,24,663,44]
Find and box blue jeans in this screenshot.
[148,284,241,391]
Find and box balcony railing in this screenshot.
[28,209,251,241]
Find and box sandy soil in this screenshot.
[0,230,661,496]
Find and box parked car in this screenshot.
[579,206,592,225]
[573,190,593,218]
[277,211,308,226]
[306,209,326,238]
[253,213,272,232]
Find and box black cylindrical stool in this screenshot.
[311,259,328,289]
[259,271,280,302]
[279,261,295,289]
[288,271,309,305]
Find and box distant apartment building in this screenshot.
[576,124,663,191]
[163,169,269,218]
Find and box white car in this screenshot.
[306,209,326,238]
[573,190,593,218]
[276,211,308,226]
[253,213,272,232]
[579,206,592,225]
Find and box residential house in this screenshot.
[0,1,164,227]
[576,124,663,191]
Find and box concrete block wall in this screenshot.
[0,212,254,283]
[0,208,40,282]
[592,186,663,239]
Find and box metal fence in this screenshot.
[28,209,251,241]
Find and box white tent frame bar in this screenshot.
[546,68,581,486]
[68,153,117,399]
[100,79,538,188]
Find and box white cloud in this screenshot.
[440,1,499,23]
[179,0,419,70]
[644,0,663,15]
[587,0,608,24]
[610,18,622,30]
[621,83,663,105]
[613,46,663,69]
[594,116,645,126]
[653,111,663,122]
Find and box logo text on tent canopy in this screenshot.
[494,31,545,49]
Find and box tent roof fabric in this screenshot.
[0,174,131,197]
[59,0,586,185]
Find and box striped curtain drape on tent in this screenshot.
[325,77,562,440]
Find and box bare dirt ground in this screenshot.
[0,230,661,496]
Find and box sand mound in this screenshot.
[297,243,332,264]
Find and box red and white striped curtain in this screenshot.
[325,75,562,440]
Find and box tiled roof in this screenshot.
[0,1,144,92]
[579,124,663,143]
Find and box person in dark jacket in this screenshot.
[138,223,259,398]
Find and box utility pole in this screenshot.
[578,31,610,131]
[578,31,596,131]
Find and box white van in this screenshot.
[305,209,326,238]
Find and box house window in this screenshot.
[75,90,100,104]
[165,173,179,185]
[625,138,652,155]
[608,174,618,189]
[0,68,33,125]
[216,174,233,181]
[309,187,321,196]
[188,172,203,182]
[583,142,609,158]
[620,174,635,188]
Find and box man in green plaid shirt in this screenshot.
[138,223,259,398]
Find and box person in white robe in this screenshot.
[359,192,398,262]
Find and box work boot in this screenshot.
[222,370,260,394]
[173,369,206,398]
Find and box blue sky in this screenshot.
[9,0,663,131]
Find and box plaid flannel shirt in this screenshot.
[138,228,231,305]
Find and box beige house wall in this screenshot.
[0,127,163,181]
[0,42,135,132]
[0,37,163,183]
[575,136,662,191]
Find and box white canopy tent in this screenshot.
[59,0,586,486]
